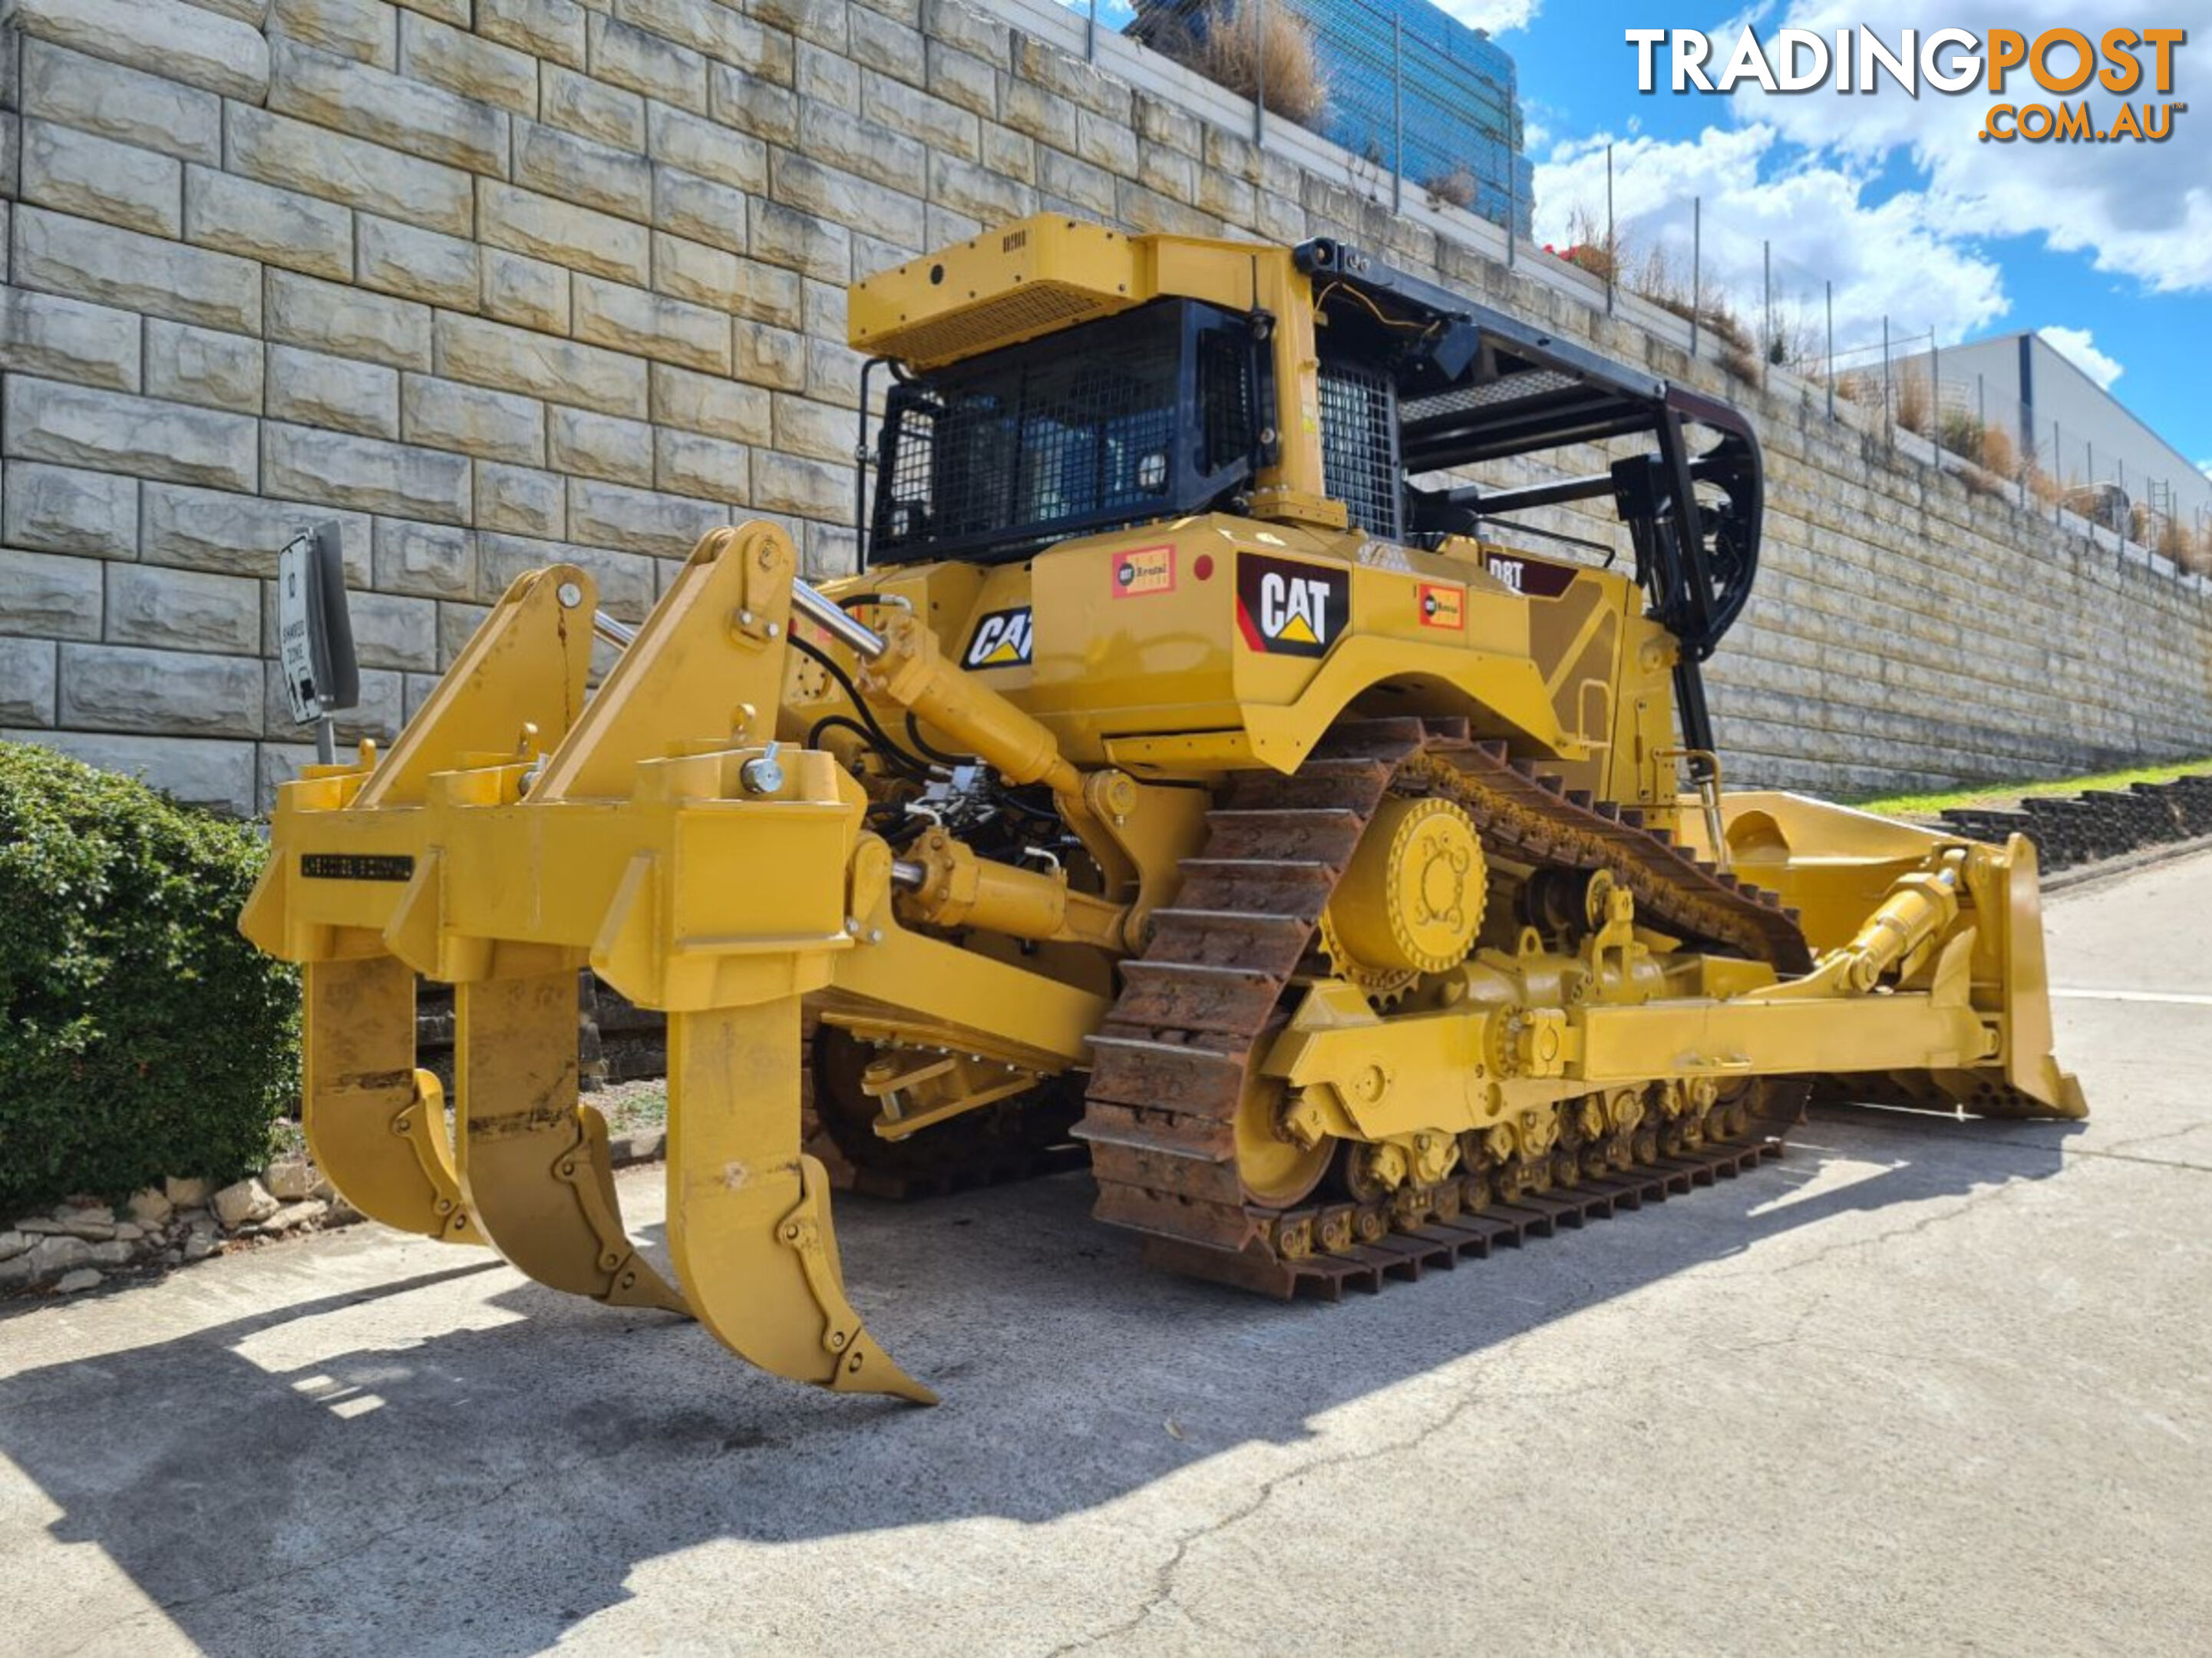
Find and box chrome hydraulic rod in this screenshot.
[792,579,888,660]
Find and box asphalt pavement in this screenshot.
[3,847,2209,1656]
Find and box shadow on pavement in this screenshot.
[0,1109,2083,1654]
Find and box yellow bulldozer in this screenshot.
[242,216,2085,1403]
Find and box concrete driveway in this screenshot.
[4,848,2208,1657]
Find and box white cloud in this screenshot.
[1426,0,1540,35]
[1533,124,2008,351]
[2200,460,2212,480]
[2038,326,2124,391]
[1728,0,2212,294]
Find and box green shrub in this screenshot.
[0,741,297,1212]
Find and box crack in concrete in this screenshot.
[1042,1346,1530,1656]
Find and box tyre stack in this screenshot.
[1939,771,2212,871]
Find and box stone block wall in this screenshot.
[0,0,2206,812]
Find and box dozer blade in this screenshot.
[303,957,480,1244]
[454,967,685,1313]
[662,996,936,1405]
[1983,832,2087,1118]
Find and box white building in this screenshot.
[1893,331,2211,543]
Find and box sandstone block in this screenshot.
[164,1176,212,1207]
[652,166,750,256]
[805,339,863,407]
[6,0,270,102]
[267,269,433,372]
[480,249,570,334]
[708,62,799,144]
[919,206,977,251]
[0,639,57,725]
[475,462,566,537]
[0,547,104,638]
[19,118,183,239]
[1038,147,1118,218]
[745,0,837,55]
[434,313,650,419]
[269,0,398,68]
[5,376,257,492]
[616,0,794,76]
[771,150,923,249]
[573,276,729,374]
[402,375,544,465]
[227,105,474,238]
[14,207,260,334]
[650,363,771,446]
[587,15,708,114]
[57,642,262,736]
[540,65,645,150]
[480,180,652,284]
[265,344,401,440]
[547,406,655,486]
[1075,108,1138,177]
[3,461,137,557]
[105,563,262,655]
[371,516,475,597]
[867,65,979,154]
[647,104,768,194]
[479,0,586,68]
[183,166,355,282]
[927,152,1035,225]
[476,531,658,616]
[262,422,473,523]
[268,37,509,177]
[437,599,492,663]
[797,97,925,196]
[847,5,922,81]
[771,392,861,466]
[513,119,653,220]
[0,286,141,392]
[20,40,221,164]
[263,1158,315,1201]
[979,119,1034,183]
[923,0,1005,65]
[398,11,539,114]
[751,449,852,519]
[213,1177,278,1229]
[731,319,807,391]
[144,321,265,415]
[343,589,437,669]
[565,478,726,559]
[797,40,859,111]
[141,483,371,582]
[127,1187,173,1226]
[654,428,748,504]
[357,214,480,309]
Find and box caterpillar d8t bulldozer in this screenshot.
[242,216,2085,1403]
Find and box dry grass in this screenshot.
[1141,2,1329,127]
[1893,370,1930,436]
[1423,168,1477,210]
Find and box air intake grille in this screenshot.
[1319,358,1402,538]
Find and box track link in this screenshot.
[1075,716,1812,1293]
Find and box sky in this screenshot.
[1448,0,2212,473]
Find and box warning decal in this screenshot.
[1111,545,1176,598]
